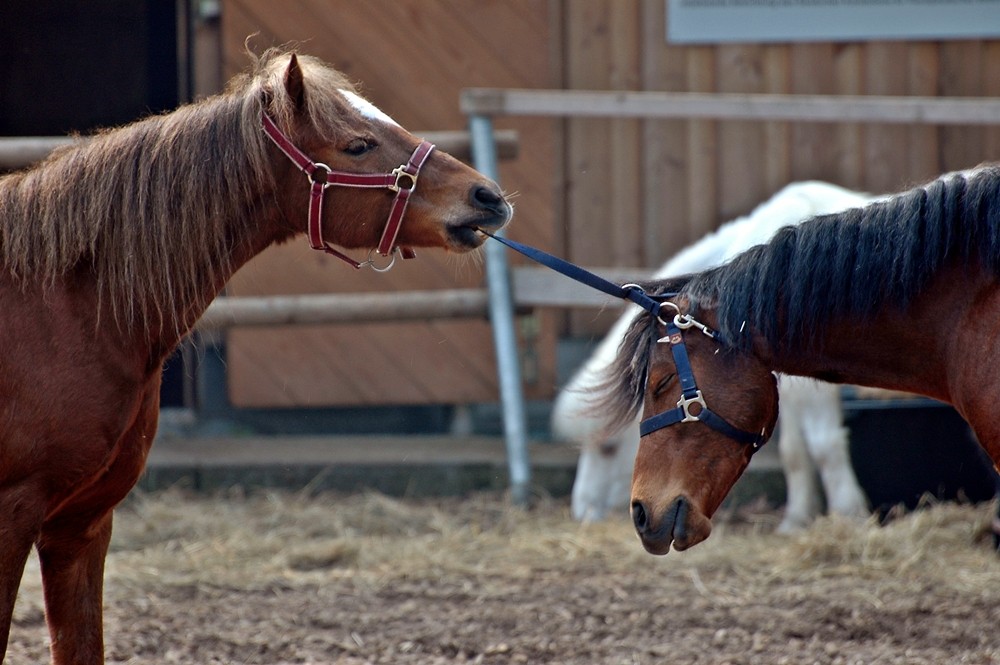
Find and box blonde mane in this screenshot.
[0,48,356,332]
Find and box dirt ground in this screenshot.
[8,489,1000,665]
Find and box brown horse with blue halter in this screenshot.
[595,167,1000,555]
[488,164,1000,555]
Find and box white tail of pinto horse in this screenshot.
[555,181,875,527]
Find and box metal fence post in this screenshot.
[468,113,531,506]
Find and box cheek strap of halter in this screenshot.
[262,112,434,270]
[639,318,768,449]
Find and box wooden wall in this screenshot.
[218,0,1000,406]
[219,0,561,407]
[560,0,1000,336]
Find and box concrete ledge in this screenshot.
[143,435,579,498]
[142,434,785,507]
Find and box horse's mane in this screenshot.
[0,48,356,333]
[599,167,1000,431]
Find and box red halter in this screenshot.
[261,113,435,270]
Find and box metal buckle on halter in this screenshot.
[389,166,417,193]
[677,390,707,423]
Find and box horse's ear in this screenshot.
[283,53,307,113]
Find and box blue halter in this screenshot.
[483,232,767,450]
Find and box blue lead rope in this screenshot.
[480,231,668,316]
[483,231,767,450]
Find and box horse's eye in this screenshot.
[652,374,675,397]
[344,138,376,156]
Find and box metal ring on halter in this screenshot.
[364,248,398,273]
[309,163,332,185]
[656,301,681,326]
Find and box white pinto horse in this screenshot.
[555,182,874,530]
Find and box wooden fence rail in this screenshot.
[195,265,650,332]
[461,89,1000,125]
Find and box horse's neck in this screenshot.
[148,202,290,356]
[760,262,990,404]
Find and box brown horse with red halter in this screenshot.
[0,49,510,663]
[596,167,1000,554]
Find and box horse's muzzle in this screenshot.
[449,185,511,249]
[632,495,712,554]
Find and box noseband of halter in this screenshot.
[261,113,435,271]
[477,231,768,451]
[637,303,768,450]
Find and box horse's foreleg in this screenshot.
[776,415,823,534]
[36,512,113,665]
[803,424,869,520]
[0,495,41,660]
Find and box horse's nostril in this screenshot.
[471,184,504,212]
[631,501,649,533]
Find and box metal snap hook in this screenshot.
[673,312,716,338]
[673,313,695,329]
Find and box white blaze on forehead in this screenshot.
[339,89,400,127]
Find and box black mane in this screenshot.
[677,166,1000,351]
[599,167,1000,429]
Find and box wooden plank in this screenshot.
[683,45,718,258]
[461,88,1000,125]
[716,44,767,224]
[608,1,642,270]
[983,42,1000,173]
[939,42,985,172]
[642,0,692,268]
[565,0,614,270]
[831,43,864,190]
[564,0,615,337]
[864,42,910,193]
[790,44,857,185]
[907,43,941,184]
[761,45,791,192]
[196,289,491,332]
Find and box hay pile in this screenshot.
[11,489,1000,664]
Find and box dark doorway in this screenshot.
[1,0,192,408]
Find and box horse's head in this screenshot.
[602,292,779,554]
[256,52,511,260]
